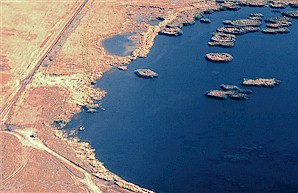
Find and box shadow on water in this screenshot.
[65,6,298,193]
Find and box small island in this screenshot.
[241,78,281,87]
[208,32,236,47]
[206,53,233,63]
[135,69,158,78]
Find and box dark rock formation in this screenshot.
[200,18,211,23]
[135,69,158,78]
[241,78,281,87]
[206,53,233,63]
[282,10,298,18]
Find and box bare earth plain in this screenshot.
[0,0,297,192]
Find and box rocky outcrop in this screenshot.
[208,32,236,47]
[134,69,158,78]
[282,10,298,18]
[223,19,261,27]
[206,53,233,62]
[241,78,281,87]
[200,18,211,23]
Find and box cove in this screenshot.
[65,6,298,193]
[102,33,137,56]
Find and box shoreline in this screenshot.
[46,1,297,192]
[2,0,297,192]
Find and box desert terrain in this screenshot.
[1,0,297,192]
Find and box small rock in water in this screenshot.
[135,69,158,78]
[241,78,281,87]
[86,108,97,113]
[205,90,234,100]
[220,84,240,90]
[118,65,127,71]
[206,53,233,63]
[200,18,211,23]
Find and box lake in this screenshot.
[65,6,298,193]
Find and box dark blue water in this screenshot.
[102,33,137,56]
[66,7,298,193]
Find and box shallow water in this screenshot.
[66,7,298,193]
[102,33,137,56]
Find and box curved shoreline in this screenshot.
[4,0,296,192]
[55,1,297,192]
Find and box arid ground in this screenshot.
[1,0,297,192]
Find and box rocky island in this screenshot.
[206,53,233,62]
[242,78,281,87]
[206,85,252,100]
[135,69,158,78]
[208,32,236,47]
